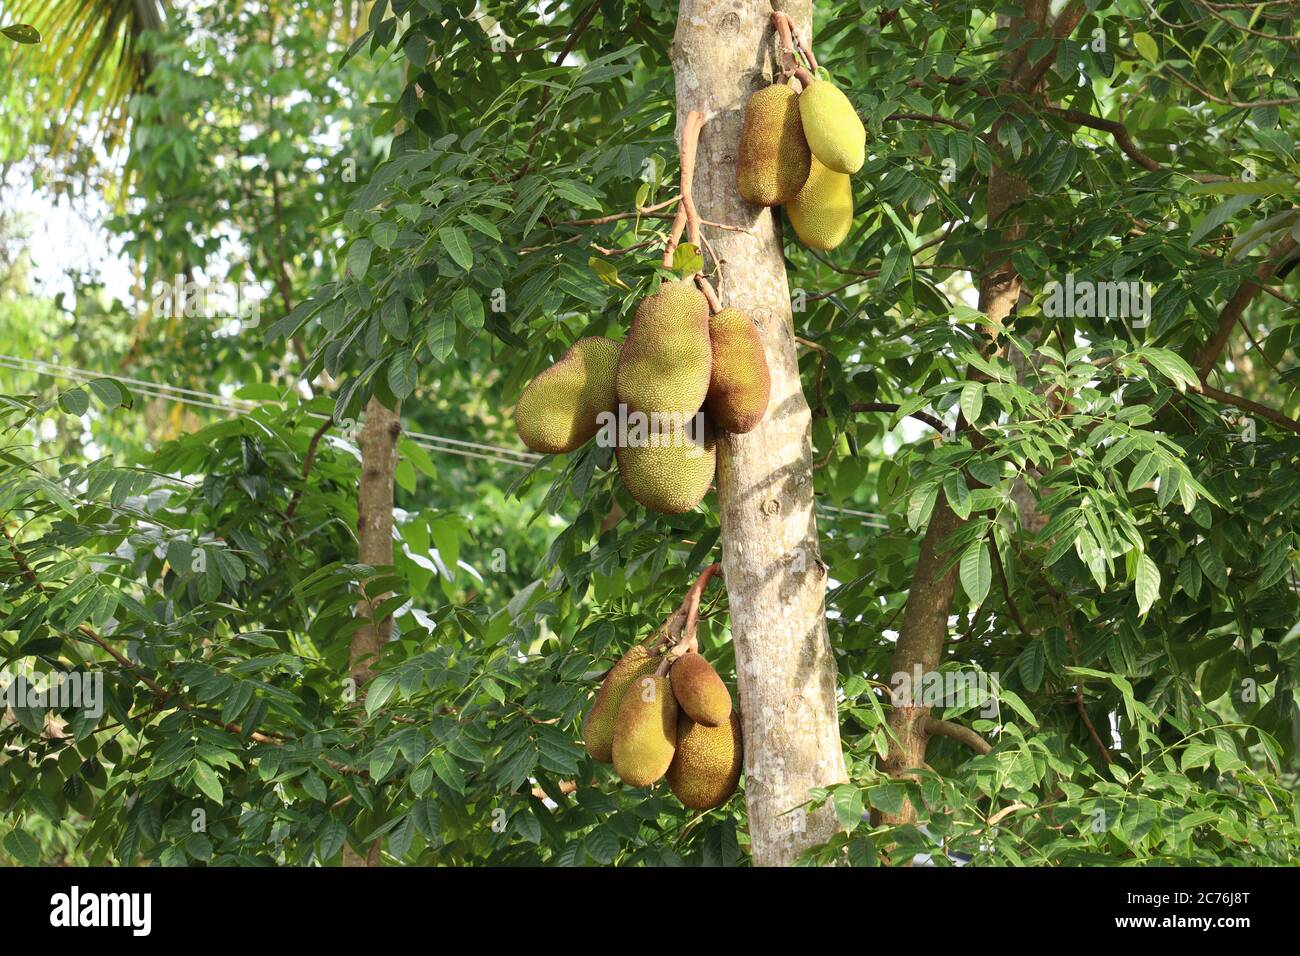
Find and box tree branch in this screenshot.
[924,716,993,755]
[1192,232,1299,377]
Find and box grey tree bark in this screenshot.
[671,0,847,866]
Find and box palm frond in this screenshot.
[4,0,167,155]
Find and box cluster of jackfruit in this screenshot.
[582,638,742,810]
[736,75,865,251]
[513,278,771,515]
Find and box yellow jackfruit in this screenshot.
[615,280,712,419]
[615,416,716,514]
[798,81,865,175]
[736,84,812,207]
[514,336,620,453]
[669,652,732,727]
[667,712,743,810]
[786,155,854,251]
[706,308,770,434]
[612,674,678,787]
[582,643,660,763]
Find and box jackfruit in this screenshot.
[615,416,716,514]
[667,712,743,810]
[798,81,865,175]
[669,652,732,726]
[582,643,661,763]
[786,155,854,251]
[514,336,620,453]
[736,84,812,207]
[612,673,678,787]
[706,308,770,434]
[615,280,712,419]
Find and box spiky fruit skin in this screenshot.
[787,156,854,251]
[669,652,732,727]
[582,644,660,763]
[615,280,712,419]
[667,712,743,810]
[514,336,620,453]
[798,81,865,175]
[706,308,770,434]
[612,674,678,787]
[615,417,716,514]
[736,84,812,206]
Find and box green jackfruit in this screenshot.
[706,308,770,434]
[667,712,743,810]
[582,643,661,763]
[514,336,620,453]
[669,652,732,727]
[612,673,678,787]
[736,84,812,207]
[787,155,854,251]
[798,81,865,175]
[615,417,716,514]
[615,280,712,419]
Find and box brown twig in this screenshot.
[285,416,334,521]
[1192,233,1299,377]
[795,336,828,416]
[989,537,1031,637]
[841,402,948,434]
[1045,107,1160,172]
[1195,383,1300,435]
[924,716,993,755]
[514,0,602,180]
[1048,590,1113,765]
[887,112,973,132]
[695,274,722,313]
[662,110,706,268]
[1161,66,1300,108]
[770,12,815,88]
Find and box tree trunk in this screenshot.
[879,2,1048,826]
[343,396,402,867]
[671,0,847,867]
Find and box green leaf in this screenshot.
[387,352,417,400]
[1135,552,1160,617]
[372,221,399,250]
[2,23,40,44]
[438,226,474,271]
[670,242,703,276]
[588,256,629,290]
[999,687,1039,727]
[1132,32,1158,64]
[346,238,374,278]
[193,762,224,804]
[366,671,401,715]
[3,829,40,865]
[960,540,992,605]
[58,388,89,416]
[1138,348,1199,392]
[959,381,984,425]
[319,821,348,860]
[451,287,484,330]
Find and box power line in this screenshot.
[0,354,892,524]
[0,355,541,470]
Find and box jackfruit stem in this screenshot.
[694,275,722,314]
[769,12,815,89]
[661,110,705,268]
